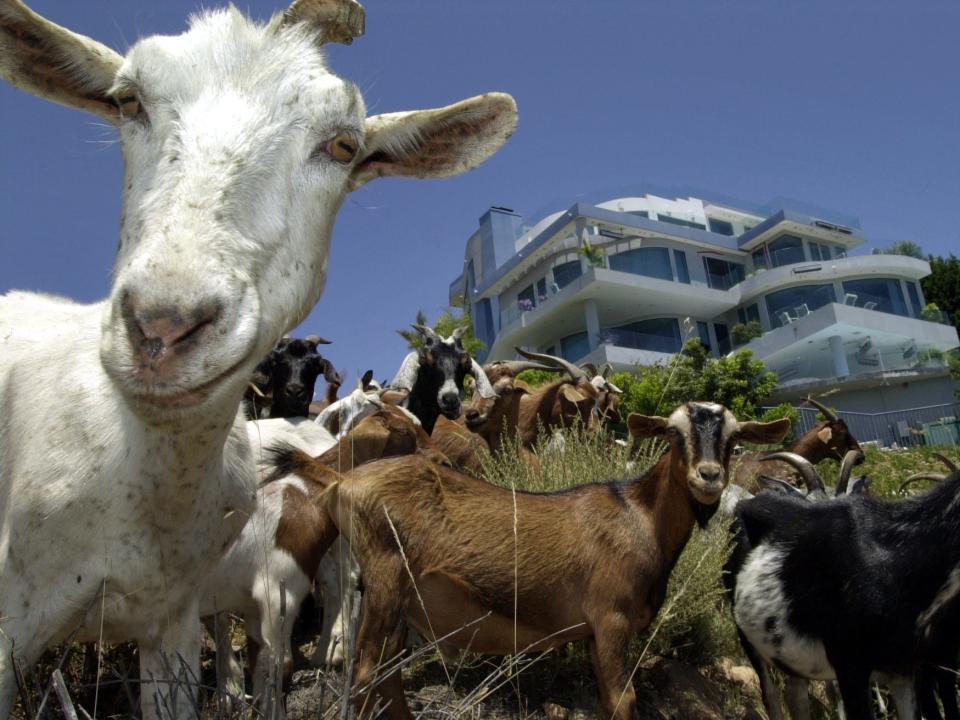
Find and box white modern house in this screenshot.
[448,194,959,415]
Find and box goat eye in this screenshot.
[115,92,146,121]
[323,133,359,164]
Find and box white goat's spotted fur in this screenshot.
[0,2,516,718]
[735,545,836,680]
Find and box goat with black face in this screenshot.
[245,335,331,418]
[389,325,497,434]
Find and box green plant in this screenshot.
[885,240,924,259]
[922,254,960,329]
[757,403,800,442]
[608,339,778,419]
[921,302,944,323]
[577,237,606,268]
[731,320,762,346]
[916,346,945,365]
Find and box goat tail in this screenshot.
[263,442,342,488]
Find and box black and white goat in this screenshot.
[724,450,865,720]
[728,452,960,720]
[389,325,496,434]
[245,335,331,419]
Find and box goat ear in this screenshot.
[349,93,517,191]
[282,0,365,45]
[816,427,833,445]
[738,418,791,445]
[0,0,124,122]
[627,413,669,438]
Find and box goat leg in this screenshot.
[351,560,413,720]
[587,613,635,720]
[833,666,876,720]
[783,675,812,720]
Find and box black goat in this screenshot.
[727,453,960,720]
[243,335,331,419]
[388,325,496,434]
[725,451,864,720]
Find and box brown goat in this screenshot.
[732,396,862,492]
[279,402,790,719]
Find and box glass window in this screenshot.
[906,281,922,317]
[767,234,806,267]
[560,331,590,362]
[745,303,761,323]
[673,250,690,284]
[697,321,712,352]
[842,278,909,317]
[602,318,682,354]
[517,284,535,311]
[703,256,745,290]
[656,215,707,231]
[708,218,734,236]
[627,210,649,218]
[536,277,547,302]
[609,247,673,282]
[752,248,768,269]
[714,323,731,355]
[553,260,582,290]
[766,284,837,327]
[737,308,747,324]
[809,242,823,261]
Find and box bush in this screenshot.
[608,339,778,420]
[757,403,800,442]
[731,321,762,346]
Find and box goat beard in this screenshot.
[693,500,719,529]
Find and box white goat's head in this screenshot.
[0,0,516,423]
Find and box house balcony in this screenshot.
[490,266,736,360]
[741,301,959,391]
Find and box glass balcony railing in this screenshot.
[773,344,948,385]
[499,283,565,328]
[599,327,682,354]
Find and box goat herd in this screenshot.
[0,1,956,719]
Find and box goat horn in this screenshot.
[934,452,959,473]
[761,451,826,494]
[498,361,564,376]
[601,362,614,379]
[835,449,865,496]
[304,334,332,345]
[515,347,589,383]
[282,0,365,45]
[898,473,947,495]
[451,326,466,341]
[413,324,441,343]
[580,363,599,377]
[248,382,266,398]
[468,359,499,399]
[804,396,838,423]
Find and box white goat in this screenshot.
[0,1,517,717]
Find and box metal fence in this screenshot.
[763,402,960,448]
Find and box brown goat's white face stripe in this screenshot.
[669,402,739,502]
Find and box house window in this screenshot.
[553,260,582,290]
[609,247,673,282]
[703,256,745,290]
[809,242,832,261]
[560,331,590,362]
[537,277,547,302]
[767,234,806,267]
[656,215,707,231]
[842,278,909,317]
[708,218,734,236]
[627,210,649,218]
[603,318,682,354]
[751,248,767,269]
[766,284,837,327]
[745,303,761,323]
[517,284,535,311]
[714,323,731,355]
[697,321,711,352]
[906,281,922,317]
[673,250,690,284]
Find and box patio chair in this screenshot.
[843,292,858,305]
[863,301,877,310]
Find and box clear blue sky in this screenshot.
[2,1,959,388]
